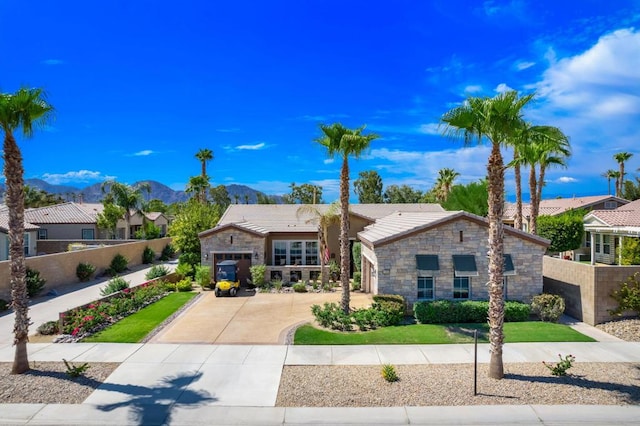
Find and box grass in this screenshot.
[293,321,596,345]
[82,292,197,343]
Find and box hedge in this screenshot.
[414,300,531,324]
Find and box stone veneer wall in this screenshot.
[543,256,640,325]
[371,219,545,308]
[0,237,172,301]
[200,228,265,268]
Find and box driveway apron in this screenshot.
[149,290,373,344]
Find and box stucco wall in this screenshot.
[543,256,640,325]
[0,237,172,301]
[370,219,545,307]
[36,239,133,255]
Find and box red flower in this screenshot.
[83,315,94,322]
[72,327,80,336]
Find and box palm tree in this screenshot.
[195,148,214,201]
[614,152,633,197]
[315,123,378,314]
[0,87,54,374]
[185,175,210,203]
[297,202,341,286]
[434,168,460,202]
[520,127,570,235]
[602,170,618,195]
[441,90,534,380]
[101,180,150,239]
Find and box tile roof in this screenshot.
[215,203,445,234]
[504,195,629,219]
[24,202,104,224]
[0,214,39,233]
[585,198,640,228]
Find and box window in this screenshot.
[503,254,516,276]
[272,240,318,266]
[290,242,303,265]
[585,232,591,248]
[417,276,434,300]
[270,271,282,281]
[595,234,601,253]
[23,233,30,256]
[38,229,48,240]
[603,235,611,255]
[453,277,470,299]
[82,229,95,240]
[604,201,617,209]
[305,241,318,265]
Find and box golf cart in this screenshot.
[214,260,240,297]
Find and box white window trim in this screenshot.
[272,240,319,266]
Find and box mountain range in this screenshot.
[0,179,281,205]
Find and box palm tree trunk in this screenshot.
[339,156,351,314]
[529,166,538,235]
[536,166,546,232]
[487,143,505,380]
[514,153,523,230]
[620,163,625,198]
[4,131,30,374]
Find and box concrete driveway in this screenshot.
[148,290,373,344]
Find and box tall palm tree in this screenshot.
[602,170,618,195]
[185,175,210,203]
[507,123,533,231]
[441,90,534,380]
[0,87,54,374]
[434,168,460,202]
[296,202,341,285]
[614,152,633,197]
[101,180,150,239]
[315,123,378,314]
[195,148,214,201]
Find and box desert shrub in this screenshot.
[0,299,8,311]
[531,294,565,322]
[76,262,96,282]
[162,281,177,292]
[142,246,155,264]
[106,253,128,276]
[145,265,170,280]
[176,278,193,292]
[159,243,176,261]
[352,308,377,331]
[293,282,307,293]
[100,277,130,296]
[37,320,59,335]
[26,267,46,298]
[174,262,193,280]
[63,359,90,378]
[504,301,531,322]
[381,364,399,382]
[543,354,576,376]
[352,272,362,291]
[195,265,212,288]
[250,264,267,288]
[328,259,340,281]
[311,302,353,331]
[610,272,640,316]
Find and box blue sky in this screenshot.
[2,0,639,203]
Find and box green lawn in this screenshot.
[82,292,197,343]
[293,321,595,345]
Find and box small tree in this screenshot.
[537,211,584,253]
[617,237,640,265]
[352,242,362,272]
[610,272,640,316]
[250,264,267,288]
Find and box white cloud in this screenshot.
[323,158,335,165]
[556,177,578,183]
[464,85,483,93]
[495,83,514,93]
[42,170,115,185]
[417,123,440,135]
[133,150,154,156]
[235,142,266,150]
[515,61,535,71]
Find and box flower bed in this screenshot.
[57,277,172,342]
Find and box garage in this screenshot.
[213,252,252,286]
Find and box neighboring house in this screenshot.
[358,211,549,307]
[504,195,629,232]
[121,211,170,239]
[199,203,446,286]
[0,211,39,261]
[583,198,640,265]
[24,202,105,240]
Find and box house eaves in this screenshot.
[198,222,268,239]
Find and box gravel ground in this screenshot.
[276,363,640,407]
[0,362,119,404]
[596,318,640,341]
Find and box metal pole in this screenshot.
[474,329,478,396]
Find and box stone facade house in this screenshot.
[198,203,445,286]
[358,211,549,307]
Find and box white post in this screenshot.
[590,232,595,265]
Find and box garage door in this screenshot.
[213,253,252,286]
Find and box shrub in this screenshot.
[543,354,575,376]
[76,262,96,282]
[371,300,404,327]
[531,294,565,322]
[100,277,130,296]
[26,267,46,298]
[174,262,193,280]
[107,253,128,276]
[176,278,193,292]
[537,211,584,253]
[381,364,399,382]
[328,259,340,280]
[373,294,406,307]
[63,359,90,378]
[195,265,212,288]
[311,302,353,331]
[159,244,176,261]
[37,320,60,335]
[250,264,267,288]
[352,242,362,272]
[178,252,199,276]
[145,265,170,280]
[505,301,531,322]
[618,237,640,265]
[352,272,362,291]
[162,281,177,292]
[610,272,640,316]
[0,299,8,311]
[142,246,155,264]
[293,282,307,293]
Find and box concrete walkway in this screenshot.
[1,266,640,424]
